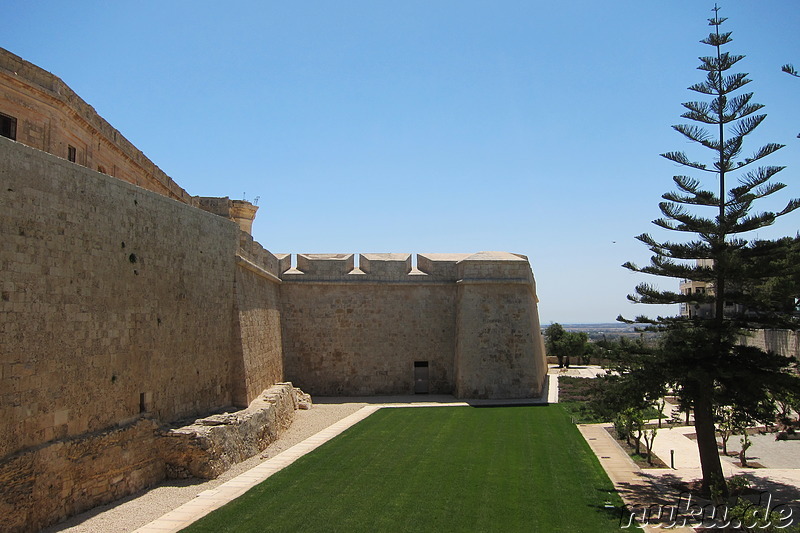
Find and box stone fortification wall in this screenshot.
[279,253,459,395]
[278,252,547,399]
[740,329,799,360]
[0,136,239,459]
[0,384,305,533]
[0,418,162,533]
[454,252,548,398]
[0,47,194,204]
[231,234,285,406]
[1,137,298,531]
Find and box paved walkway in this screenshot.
[578,423,696,532]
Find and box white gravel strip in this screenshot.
[43,402,368,533]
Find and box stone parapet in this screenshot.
[456,251,535,283]
[197,197,259,235]
[278,252,535,284]
[359,253,412,279]
[238,232,282,280]
[416,253,470,279]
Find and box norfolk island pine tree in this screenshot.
[618,6,800,498]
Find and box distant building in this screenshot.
[678,259,714,318]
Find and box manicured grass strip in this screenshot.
[183,405,623,533]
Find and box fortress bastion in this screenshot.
[0,47,547,532]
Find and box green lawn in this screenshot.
[184,404,624,533]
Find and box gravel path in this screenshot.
[43,402,368,533]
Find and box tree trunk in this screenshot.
[694,391,729,499]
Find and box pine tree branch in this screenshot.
[630,283,684,305]
[776,198,800,217]
[661,151,711,171]
[734,143,784,169]
[672,176,720,204]
[729,212,777,233]
[662,191,718,206]
[673,124,719,150]
[681,101,715,124]
[657,202,718,233]
[730,114,766,137]
[697,52,745,72]
[724,93,759,119]
[722,72,751,93]
[701,30,732,46]
[730,166,785,197]
[782,64,799,78]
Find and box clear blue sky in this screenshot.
[4,1,798,323]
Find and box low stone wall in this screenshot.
[0,418,162,533]
[161,383,310,479]
[0,384,307,533]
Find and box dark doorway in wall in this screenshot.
[0,113,17,140]
[414,361,429,394]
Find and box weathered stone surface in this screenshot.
[0,418,162,533]
[0,385,305,533]
[280,252,547,399]
[160,384,304,479]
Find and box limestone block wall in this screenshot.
[0,418,163,533]
[739,329,799,360]
[279,252,547,399]
[454,252,548,399]
[0,48,194,204]
[0,384,305,533]
[231,234,286,406]
[279,253,457,395]
[161,383,305,479]
[0,136,239,459]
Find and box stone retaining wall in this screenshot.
[0,384,306,533]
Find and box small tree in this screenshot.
[715,405,736,456]
[544,323,590,368]
[618,7,800,498]
[642,427,658,466]
[773,389,800,428]
[544,323,567,367]
[655,397,666,428]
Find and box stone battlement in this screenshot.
[277,252,536,284]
